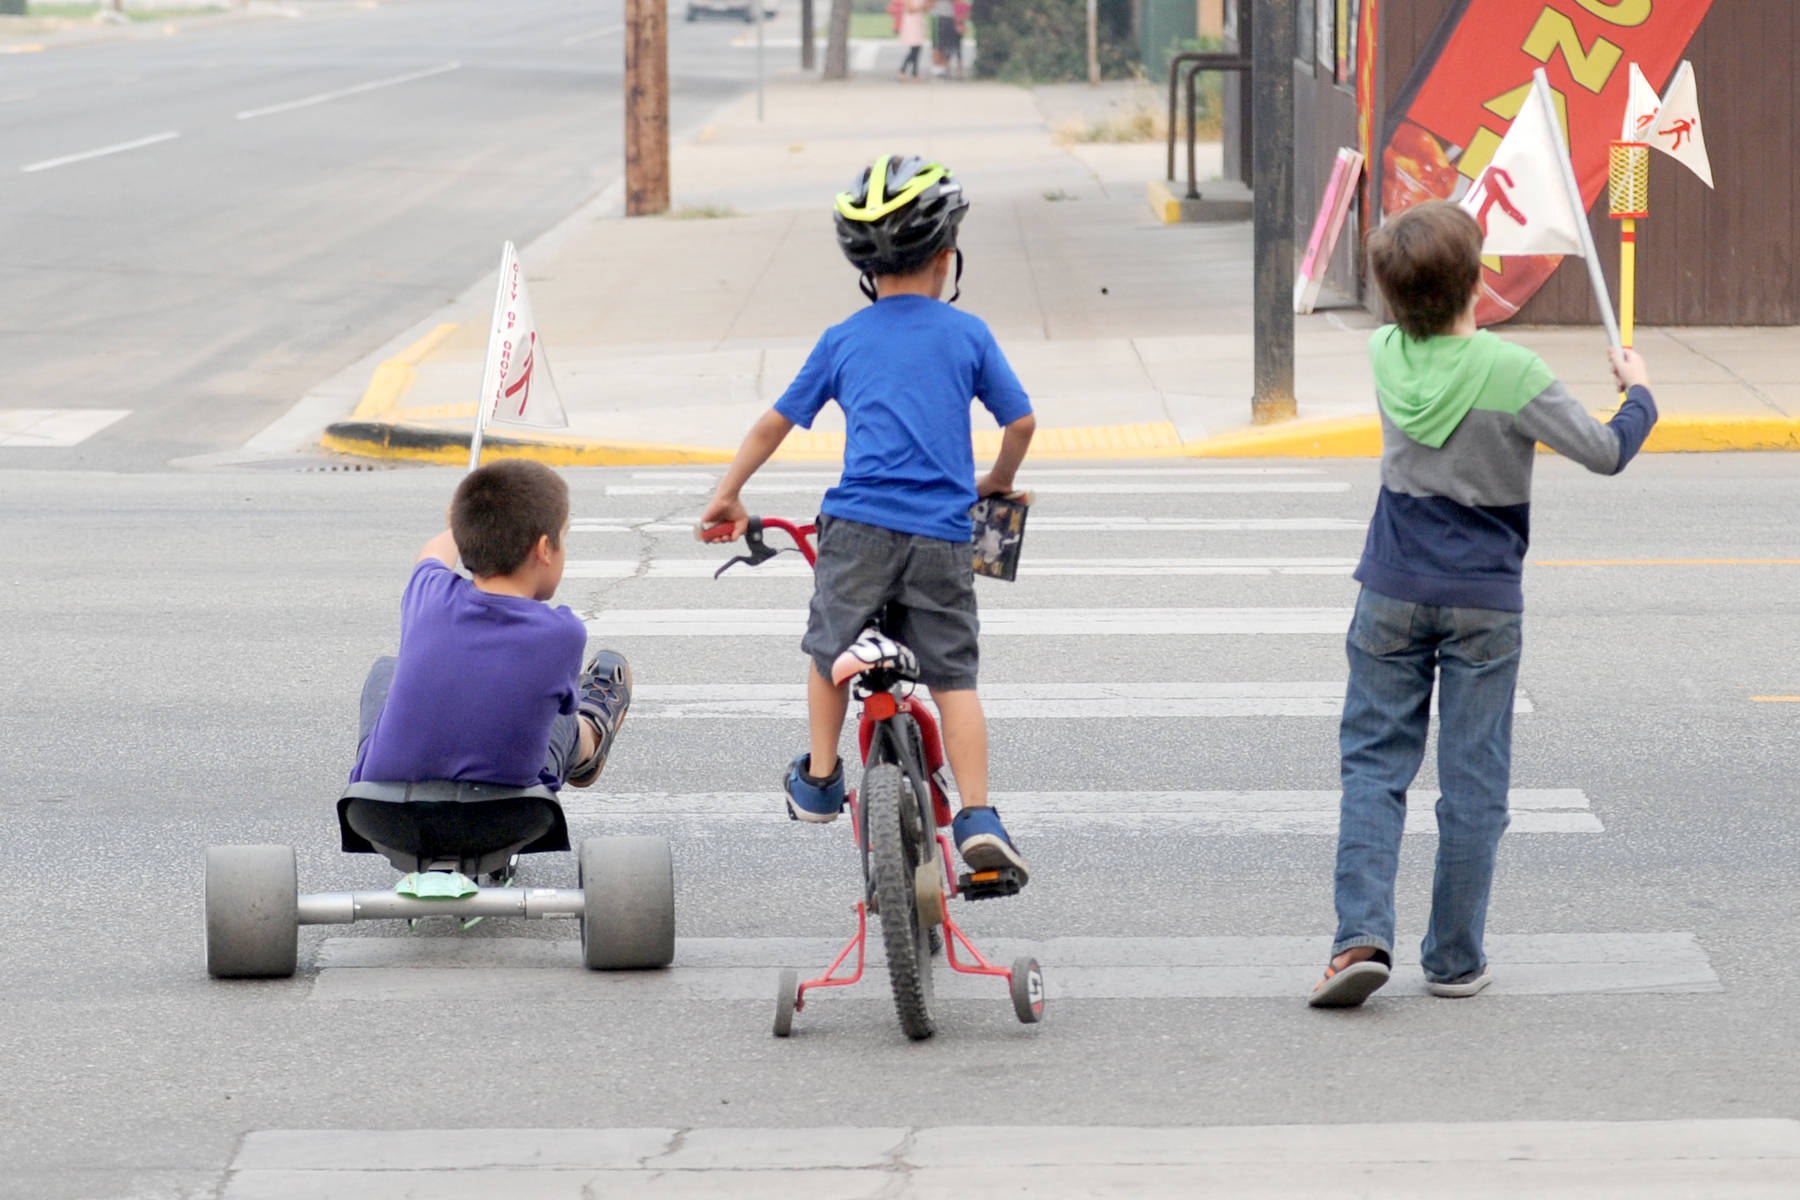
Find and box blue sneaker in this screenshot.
[783,754,845,823]
[953,806,1029,883]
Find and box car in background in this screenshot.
[686,0,780,21]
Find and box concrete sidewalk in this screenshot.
[318,74,1800,464]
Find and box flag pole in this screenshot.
[1534,70,1621,349]
[1608,137,1650,399]
[469,243,514,472]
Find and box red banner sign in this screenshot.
[1380,0,1713,324]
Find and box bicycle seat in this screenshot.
[830,626,920,689]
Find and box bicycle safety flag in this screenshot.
[477,241,567,434]
[1651,60,1714,188]
[1619,63,1661,144]
[1458,75,1586,259]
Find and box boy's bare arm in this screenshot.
[975,412,1036,497]
[701,408,796,537]
[418,529,459,567]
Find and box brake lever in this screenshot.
[712,525,788,579]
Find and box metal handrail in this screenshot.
[1165,50,1252,200]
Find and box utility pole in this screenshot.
[802,0,816,71]
[624,0,670,216]
[824,0,851,79]
[1086,0,1099,86]
[1250,0,1295,423]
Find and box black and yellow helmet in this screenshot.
[834,154,969,290]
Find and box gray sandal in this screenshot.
[1308,951,1392,1008]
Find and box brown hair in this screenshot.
[450,459,569,577]
[1368,201,1483,340]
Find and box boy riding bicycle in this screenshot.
[701,154,1037,883]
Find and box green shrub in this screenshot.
[973,0,1137,83]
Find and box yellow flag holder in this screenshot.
[1608,141,1650,398]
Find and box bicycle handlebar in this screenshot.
[698,515,818,575]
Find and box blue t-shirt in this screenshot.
[352,560,587,789]
[774,295,1032,543]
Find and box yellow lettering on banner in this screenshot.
[1524,8,1623,94]
[1481,80,1571,130]
[1458,126,1507,183]
[1574,0,1652,26]
[1482,254,1504,273]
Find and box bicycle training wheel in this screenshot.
[863,762,936,1040]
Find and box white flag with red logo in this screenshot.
[1651,60,1714,189]
[1458,75,1587,258]
[1620,62,1661,144]
[476,241,567,433]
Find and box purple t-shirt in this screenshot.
[353,559,587,789]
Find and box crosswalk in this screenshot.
[315,461,1719,1009]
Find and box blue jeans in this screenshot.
[1332,587,1522,983]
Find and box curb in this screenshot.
[320,420,1189,466]
[322,411,1800,466]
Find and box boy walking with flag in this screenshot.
[1309,201,1658,1008]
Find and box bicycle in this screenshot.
[704,516,1045,1040]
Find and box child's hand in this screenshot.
[974,472,1013,500]
[699,494,749,542]
[1609,347,1651,391]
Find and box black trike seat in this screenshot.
[337,780,571,877]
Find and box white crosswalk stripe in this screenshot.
[565,557,1358,579]
[569,515,1368,533]
[618,682,1535,720]
[587,607,1354,636]
[558,789,1601,834]
[606,480,1351,496]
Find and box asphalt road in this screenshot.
[0,0,777,471]
[2,454,1797,1197]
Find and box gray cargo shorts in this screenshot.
[802,514,980,691]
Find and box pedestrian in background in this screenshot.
[1307,201,1659,1010]
[930,0,955,76]
[896,0,928,81]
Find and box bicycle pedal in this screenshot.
[957,867,1025,900]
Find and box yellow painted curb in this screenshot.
[1643,415,1800,453]
[347,323,458,421]
[1186,415,1384,458]
[322,429,736,467]
[1146,179,1182,225]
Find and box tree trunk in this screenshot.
[823,0,853,79]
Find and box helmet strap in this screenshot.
[948,248,964,304]
[859,271,879,304]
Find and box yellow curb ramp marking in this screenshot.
[347,323,458,421]
[1185,413,1800,459]
[1750,696,1800,703]
[2,44,46,55]
[1146,180,1182,225]
[324,421,1185,466]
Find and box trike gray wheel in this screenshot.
[865,763,935,1039]
[773,967,800,1037]
[1010,956,1045,1024]
[579,837,676,970]
[204,845,298,979]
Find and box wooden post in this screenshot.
[1087,0,1099,85]
[824,0,852,79]
[625,0,670,216]
[1250,0,1295,424]
[802,0,816,71]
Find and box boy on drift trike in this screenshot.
[349,460,633,861]
[701,154,1037,883]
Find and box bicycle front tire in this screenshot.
[863,761,936,1040]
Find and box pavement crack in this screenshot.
[871,1127,920,1197]
[1660,328,1782,413]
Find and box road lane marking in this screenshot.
[1539,558,1800,567]
[310,932,1717,1001]
[559,788,1599,834]
[606,481,1352,496]
[0,409,131,446]
[584,607,1352,636]
[20,131,178,173]
[562,23,623,44]
[631,467,1329,480]
[235,61,462,121]
[1750,696,1800,703]
[564,557,1359,580]
[620,682,1534,719]
[225,1120,1800,1192]
[570,516,1367,533]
